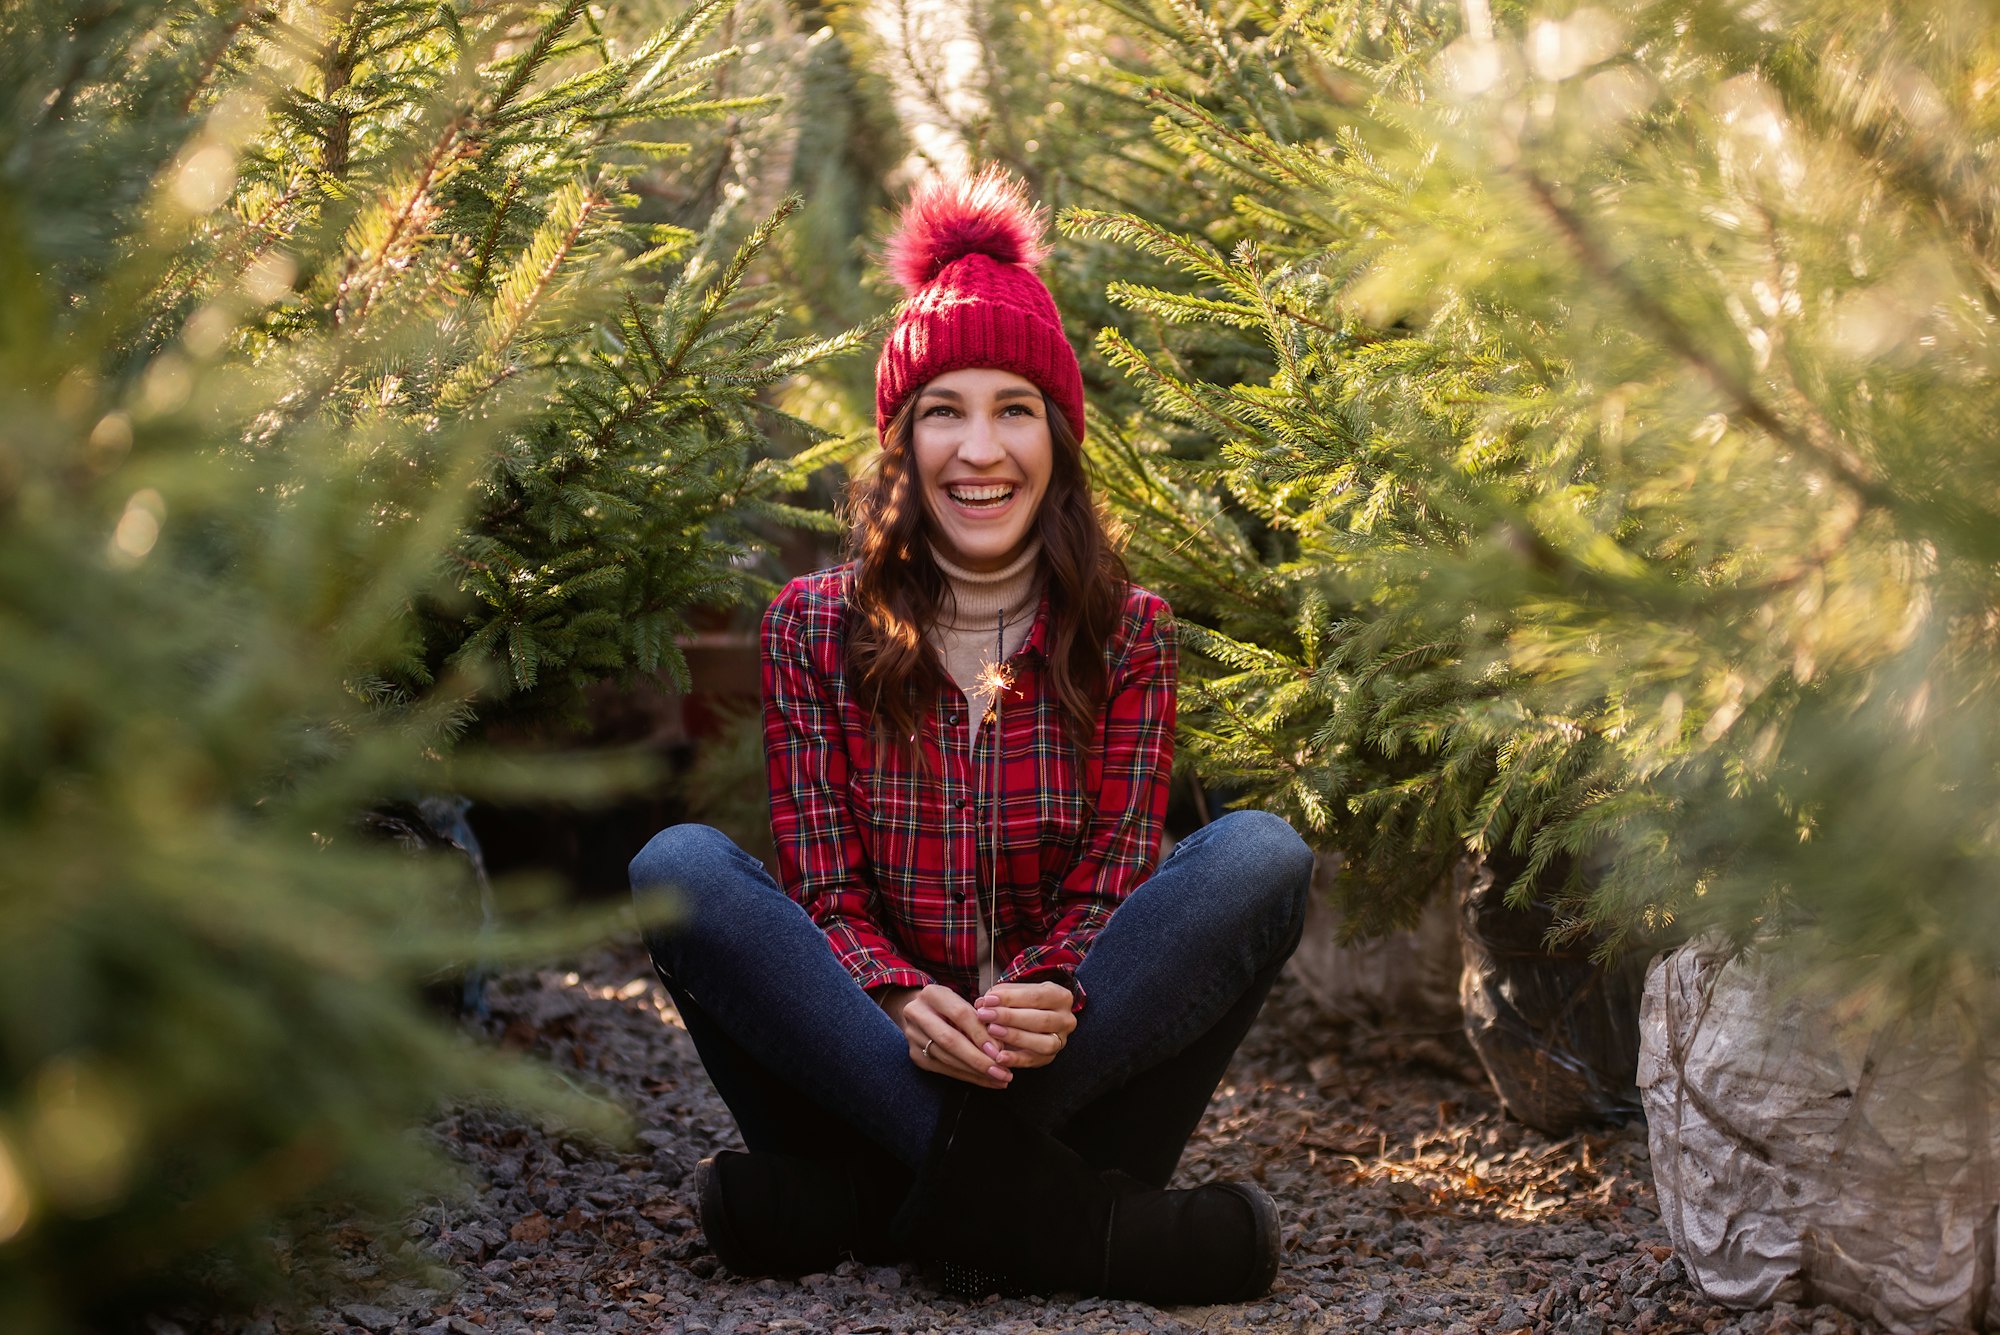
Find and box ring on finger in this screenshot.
[923,1037,936,1060]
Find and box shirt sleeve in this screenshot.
[763,585,935,997]
[999,595,1176,1007]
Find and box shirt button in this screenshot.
[955,797,969,810]
[953,891,966,902]
[947,712,961,726]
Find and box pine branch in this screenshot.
[470,170,523,295]
[1515,170,1892,512]
[484,0,591,121]
[335,115,471,325]
[442,177,611,406]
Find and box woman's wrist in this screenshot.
[877,985,919,1023]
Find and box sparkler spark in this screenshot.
[975,661,1014,697]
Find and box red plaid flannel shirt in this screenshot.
[761,566,1176,1007]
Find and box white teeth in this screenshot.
[947,483,1015,505]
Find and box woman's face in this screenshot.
[910,367,1055,574]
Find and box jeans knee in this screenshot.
[1206,810,1313,926]
[630,823,770,984]
[629,822,736,904]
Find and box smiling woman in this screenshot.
[912,369,1053,573]
[628,168,1314,1306]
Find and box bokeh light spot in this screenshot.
[111,489,166,565]
[172,143,237,213]
[0,1131,31,1244]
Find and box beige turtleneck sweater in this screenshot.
[928,540,1042,991]
[930,540,1043,725]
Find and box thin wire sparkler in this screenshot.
[975,611,1014,989]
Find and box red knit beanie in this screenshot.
[875,166,1085,442]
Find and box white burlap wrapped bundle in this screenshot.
[1640,939,2000,1334]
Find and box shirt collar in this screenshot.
[1019,586,1052,662]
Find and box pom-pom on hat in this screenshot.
[875,166,1084,442]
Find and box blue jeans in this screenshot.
[630,810,1312,1185]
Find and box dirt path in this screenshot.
[279,945,1878,1335]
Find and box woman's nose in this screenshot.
[957,418,1005,466]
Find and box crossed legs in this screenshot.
[629,810,1311,1180]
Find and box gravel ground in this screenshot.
[254,944,1896,1335]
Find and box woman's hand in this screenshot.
[974,982,1077,1071]
[881,984,1012,1088]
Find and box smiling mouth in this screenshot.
[945,482,1017,510]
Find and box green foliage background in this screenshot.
[0,0,869,1327]
[12,0,2000,1326]
[1002,0,2000,1014]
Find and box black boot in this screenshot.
[895,1091,1280,1303]
[695,1149,910,1276]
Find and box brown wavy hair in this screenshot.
[844,393,1128,755]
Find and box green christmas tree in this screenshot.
[0,0,857,1327]
[1049,0,2000,1011]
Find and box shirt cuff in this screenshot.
[858,965,936,997]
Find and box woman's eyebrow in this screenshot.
[994,387,1040,401]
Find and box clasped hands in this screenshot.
[880,981,1076,1088]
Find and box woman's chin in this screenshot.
[937,531,1031,572]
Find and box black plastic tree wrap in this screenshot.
[1457,849,1655,1135]
[365,796,497,1016]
